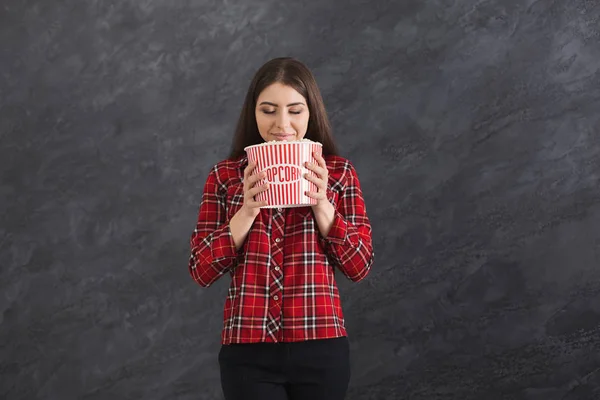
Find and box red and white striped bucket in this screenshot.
[244,140,323,208]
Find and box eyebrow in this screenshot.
[258,101,305,107]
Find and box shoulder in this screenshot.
[324,155,362,188]
[214,155,247,172]
[209,155,247,188]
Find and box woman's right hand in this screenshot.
[240,161,269,218]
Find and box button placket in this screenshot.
[267,206,285,330]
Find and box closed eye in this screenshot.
[262,110,302,115]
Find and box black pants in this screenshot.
[218,336,351,400]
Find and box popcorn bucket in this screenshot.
[244,140,323,208]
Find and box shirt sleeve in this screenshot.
[320,161,374,282]
[188,165,240,287]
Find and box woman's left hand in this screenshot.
[304,151,330,211]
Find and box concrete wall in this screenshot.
[2,0,599,398]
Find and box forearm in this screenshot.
[229,207,258,251]
[312,201,336,238]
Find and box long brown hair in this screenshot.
[227,57,339,160]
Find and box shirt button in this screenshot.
[275,237,281,243]
[277,207,282,212]
[274,266,280,271]
[273,295,279,301]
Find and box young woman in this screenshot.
[188,57,374,400]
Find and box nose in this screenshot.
[276,111,290,129]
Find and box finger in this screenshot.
[306,164,327,182]
[304,172,328,191]
[245,162,259,179]
[243,162,256,190]
[310,184,327,199]
[244,161,256,178]
[313,151,327,169]
[303,172,321,187]
[318,179,327,191]
[248,193,269,206]
[249,170,267,186]
[251,171,267,183]
[316,160,328,182]
[247,198,268,208]
[316,166,328,180]
[303,172,316,185]
[247,186,264,201]
[304,161,317,174]
[305,190,326,200]
[305,161,327,179]
[248,182,269,198]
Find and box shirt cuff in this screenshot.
[323,210,359,248]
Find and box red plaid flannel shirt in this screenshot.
[188,154,374,344]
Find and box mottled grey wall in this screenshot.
[2,0,599,399]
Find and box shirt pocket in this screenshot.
[293,207,331,256]
[295,206,313,220]
[326,187,340,208]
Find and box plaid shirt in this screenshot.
[188,154,374,344]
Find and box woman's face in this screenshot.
[255,82,310,142]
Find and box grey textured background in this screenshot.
[2,0,600,399]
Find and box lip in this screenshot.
[272,133,295,140]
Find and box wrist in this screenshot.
[312,200,335,216]
[311,201,336,238]
[238,204,259,220]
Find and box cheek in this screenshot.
[294,115,310,129]
[255,113,270,131]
